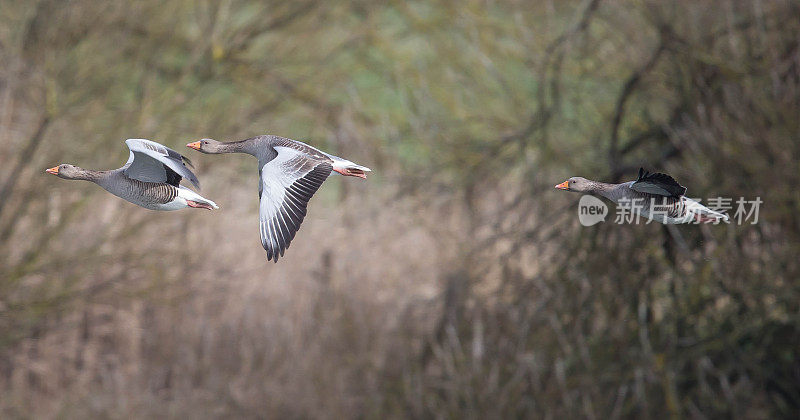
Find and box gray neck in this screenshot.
[71,168,107,183]
[587,181,621,200]
[213,138,264,156]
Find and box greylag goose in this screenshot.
[186,135,371,262]
[555,168,728,224]
[47,139,218,211]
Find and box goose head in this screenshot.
[555,177,594,193]
[186,138,223,153]
[46,164,84,180]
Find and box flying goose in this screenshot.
[47,138,218,211]
[186,135,371,262]
[555,168,728,224]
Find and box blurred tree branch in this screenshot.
[0,115,50,220]
[607,38,665,179]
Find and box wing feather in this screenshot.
[259,146,333,262]
[630,168,687,197]
[124,139,200,188]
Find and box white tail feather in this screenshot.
[324,153,371,178]
[178,187,219,209]
[331,158,370,173]
[685,198,728,222]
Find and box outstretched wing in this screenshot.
[259,146,332,262]
[123,138,200,188]
[630,167,686,198]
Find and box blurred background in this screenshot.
[1,0,799,418]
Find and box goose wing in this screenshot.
[123,138,200,188]
[259,145,332,262]
[630,167,686,198]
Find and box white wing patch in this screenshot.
[259,146,332,262]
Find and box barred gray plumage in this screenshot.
[124,178,179,206]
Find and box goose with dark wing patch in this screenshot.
[47,139,218,211]
[554,167,728,224]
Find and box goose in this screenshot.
[186,135,371,262]
[46,138,218,211]
[555,168,728,224]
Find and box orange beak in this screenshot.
[186,141,201,150]
[46,166,59,175]
[555,180,569,190]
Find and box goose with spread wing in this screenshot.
[186,135,371,262]
[46,139,218,211]
[555,168,728,224]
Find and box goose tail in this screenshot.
[685,198,727,223]
[178,187,219,210]
[326,154,371,179]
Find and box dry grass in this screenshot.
[3,174,449,418]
